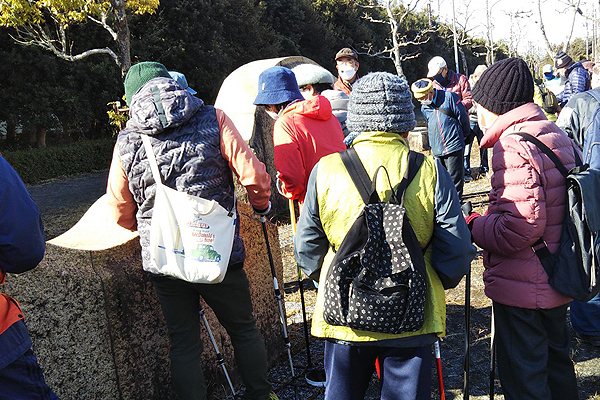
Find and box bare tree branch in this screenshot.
[361,0,432,78]
[564,0,582,51]
[537,0,555,59]
[88,11,118,41]
[9,22,119,66]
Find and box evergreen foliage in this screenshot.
[0,0,491,156]
[2,138,115,184]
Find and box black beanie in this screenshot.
[471,58,534,115]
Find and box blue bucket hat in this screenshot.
[169,71,197,95]
[253,66,304,105]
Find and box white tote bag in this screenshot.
[141,135,236,283]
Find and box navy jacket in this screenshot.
[421,89,470,157]
[0,155,45,370]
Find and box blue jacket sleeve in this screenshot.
[293,164,329,282]
[570,67,590,96]
[451,93,471,139]
[431,159,475,288]
[0,156,45,274]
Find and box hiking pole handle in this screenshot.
[461,201,473,216]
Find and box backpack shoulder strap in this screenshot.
[436,106,457,120]
[587,89,600,104]
[511,132,569,177]
[340,147,374,204]
[395,151,425,199]
[511,132,582,273]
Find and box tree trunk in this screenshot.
[386,0,406,79]
[36,126,47,148]
[110,0,132,77]
[5,121,16,146]
[23,128,36,147]
[459,46,469,78]
[393,48,406,79]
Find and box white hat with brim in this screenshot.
[291,63,335,87]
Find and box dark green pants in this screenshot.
[150,265,271,400]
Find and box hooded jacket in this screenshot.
[274,95,345,205]
[421,89,470,157]
[107,77,271,273]
[471,103,580,309]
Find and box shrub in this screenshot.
[2,139,115,184]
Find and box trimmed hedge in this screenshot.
[3,139,115,184]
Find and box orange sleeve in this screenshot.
[216,109,271,210]
[106,144,138,230]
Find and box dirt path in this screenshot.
[27,171,108,215]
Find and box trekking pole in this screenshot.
[260,216,295,377]
[464,270,471,400]
[460,201,473,400]
[289,199,326,387]
[434,340,446,400]
[490,303,496,400]
[198,301,236,398]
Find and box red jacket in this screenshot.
[471,103,580,309]
[274,95,346,206]
[432,69,473,111]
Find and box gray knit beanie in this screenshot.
[346,72,416,134]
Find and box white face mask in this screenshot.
[477,106,498,130]
[420,99,432,106]
[266,110,279,120]
[339,66,357,81]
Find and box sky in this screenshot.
[431,0,593,55]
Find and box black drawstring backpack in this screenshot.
[322,148,428,334]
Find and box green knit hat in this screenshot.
[124,61,171,105]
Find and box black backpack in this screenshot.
[539,83,559,114]
[582,102,600,169]
[322,148,428,334]
[513,133,600,302]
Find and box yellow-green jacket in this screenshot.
[294,131,475,343]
